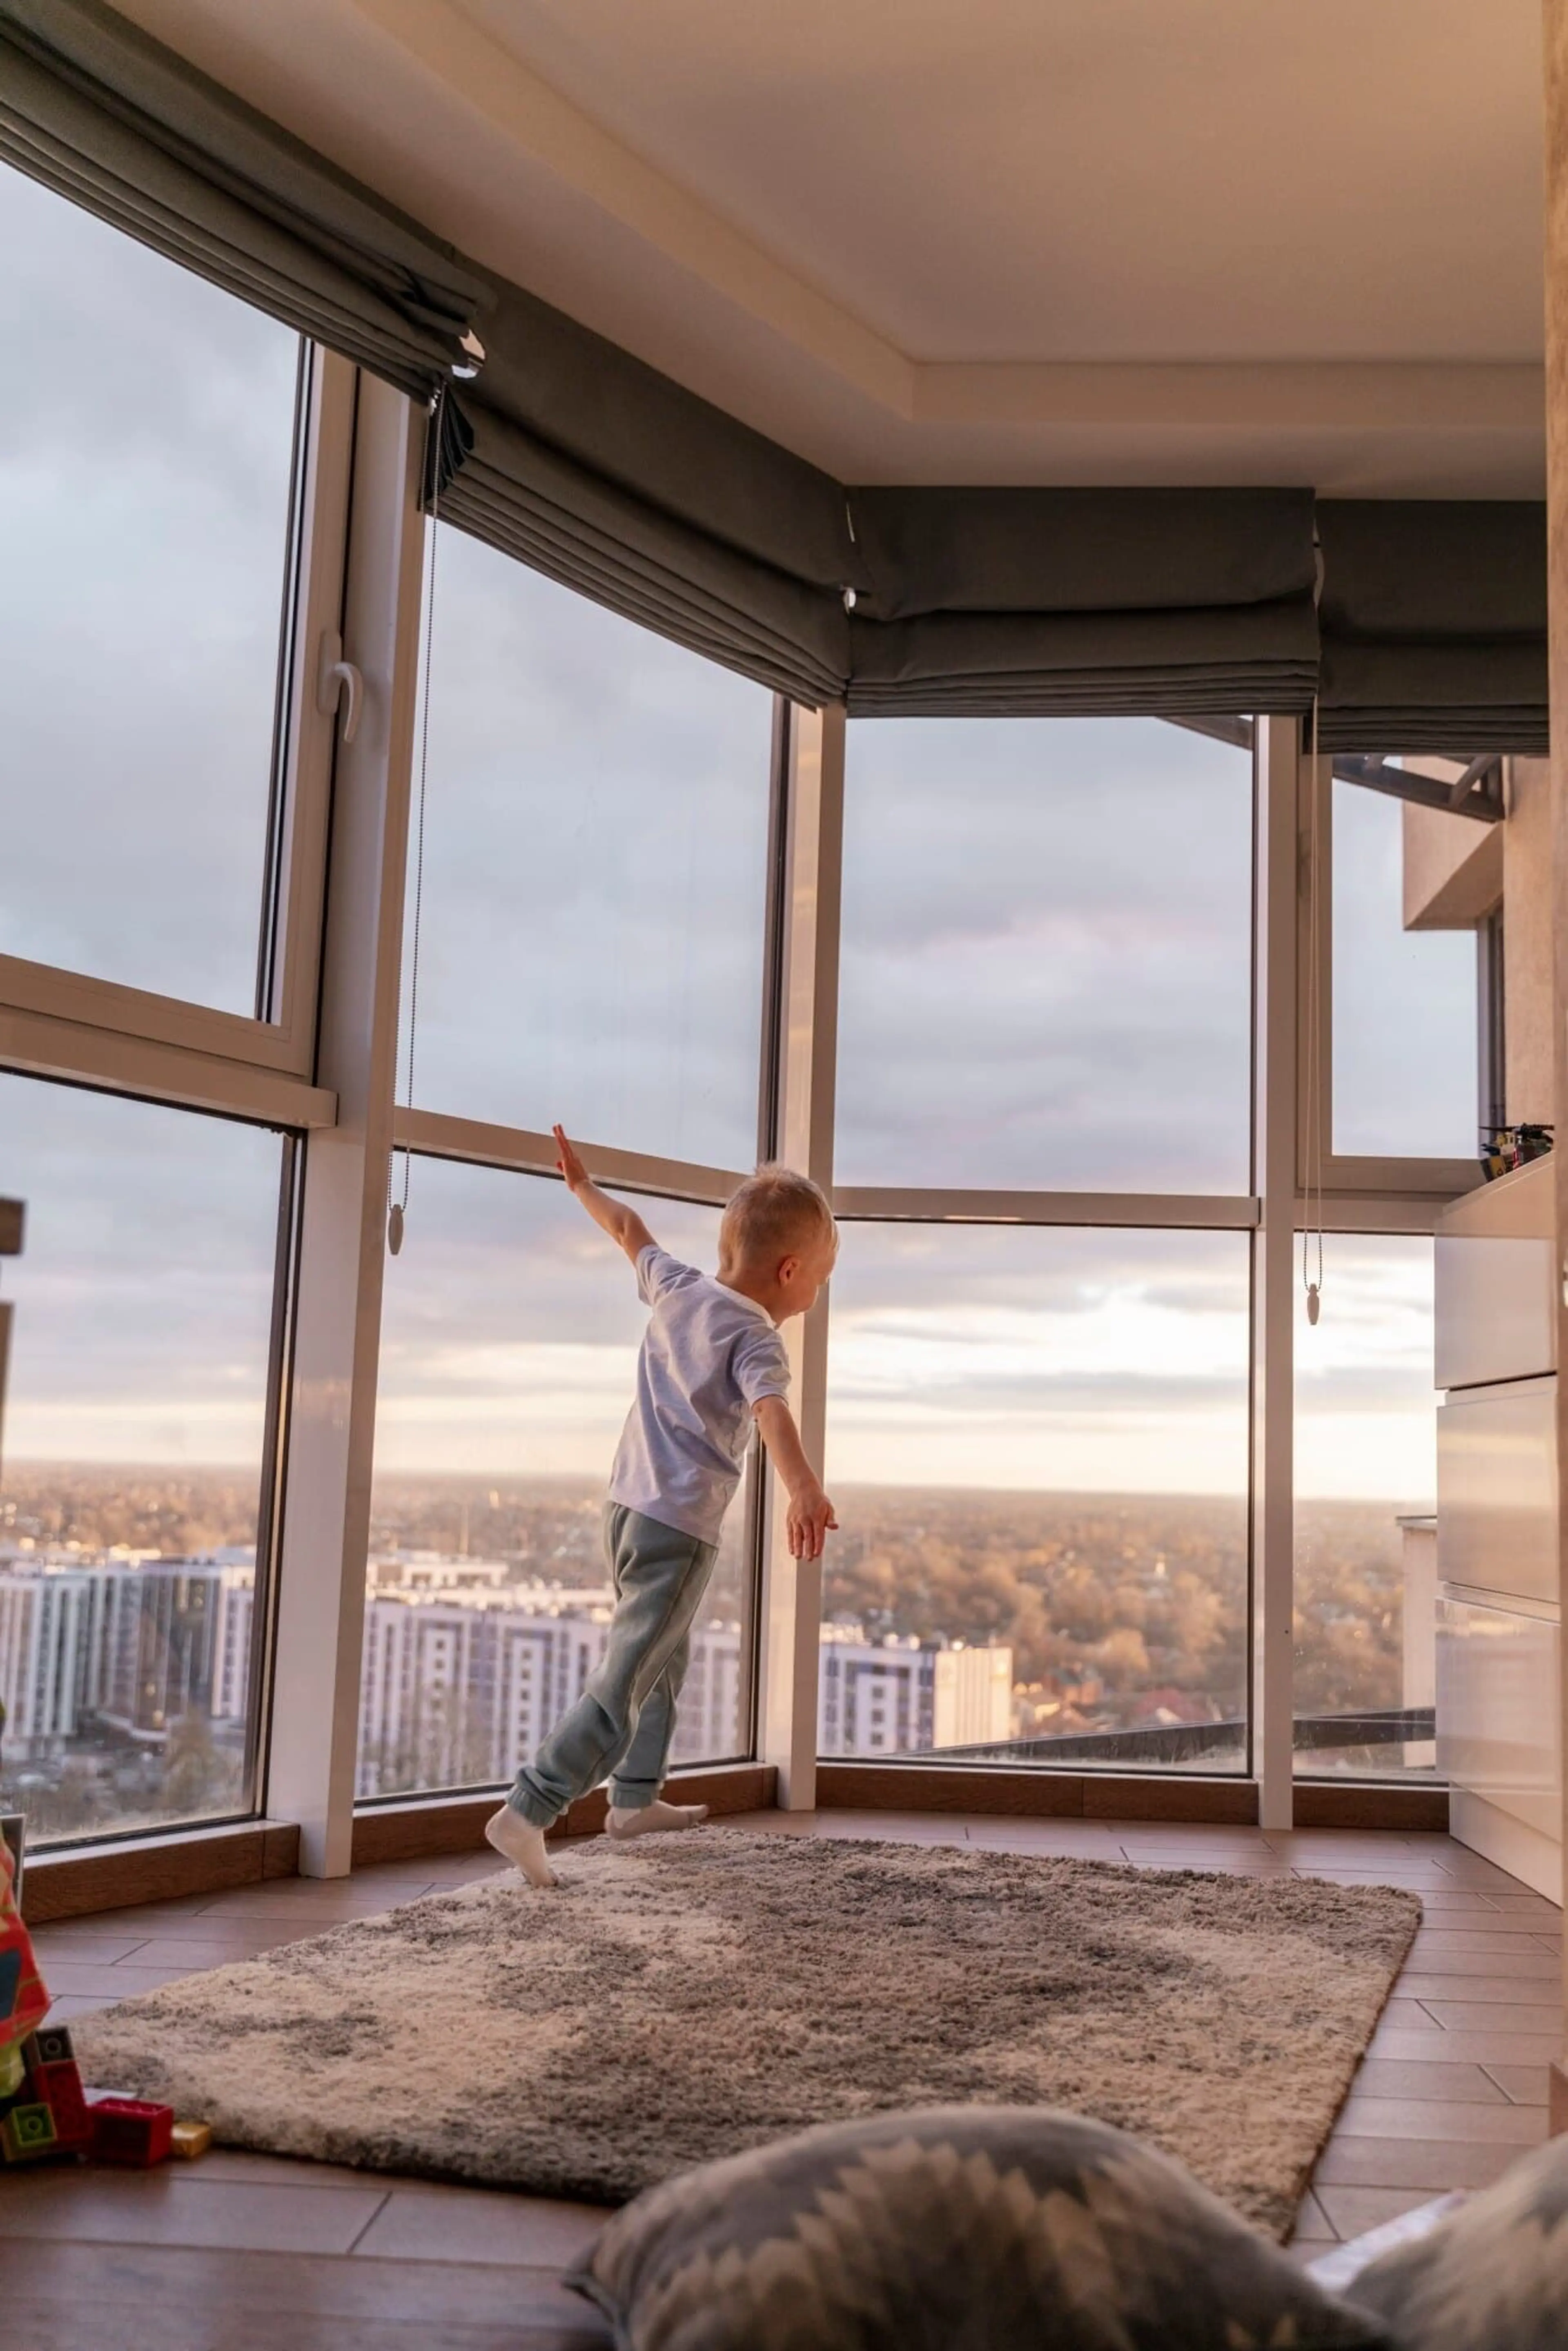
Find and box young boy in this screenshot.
[486,1125,838,1889]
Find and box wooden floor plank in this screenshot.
[1331,2095,1546,2145]
[1481,2061,1552,2104]
[0,2171,391,2255]
[1315,2185,1457,2237]
[12,2238,608,2326]
[1369,2027,1562,2066]
[1314,2137,1520,2191]
[1347,2058,1510,2104]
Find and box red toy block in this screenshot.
[89,2095,174,2167]
[36,2059,91,2151]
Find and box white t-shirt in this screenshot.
[607,1247,791,1546]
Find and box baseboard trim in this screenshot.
[815,1764,1450,1833]
[814,1763,1258,1823]
[1292,1782,1451,1832]
[20,1819,300,1925]
[350,1762,777,1869]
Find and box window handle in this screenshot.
[316,628,364,744]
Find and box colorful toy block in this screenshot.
[1,2101,57,2159]
[35,2058,91,2151]
[0,2029,93,2163]
[89,2095,174,2167]
[170,2119,213,2160]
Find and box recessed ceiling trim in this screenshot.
[915,362,1544,433]
[351,0,916,416]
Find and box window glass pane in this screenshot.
[1331,780,1479,1159]
[0,1076,285,1844]
[0,167,303,1014]
[834,719,1253,1191]
[406,535,772,1168]
[820,1224,1251,1768]
[363,1161,753,1799]
[1294,1232,1438,1781]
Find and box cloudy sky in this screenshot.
[0,167,300,1015]
[0,160,1457,1512]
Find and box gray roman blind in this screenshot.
[0,0,487,399]
[441,277,1321,715]
[436,276,861,706]
[1317,501,1548,753]
[843,488,1319,716]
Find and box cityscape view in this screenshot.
[0,1464,1429,1843]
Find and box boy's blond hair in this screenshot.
[720,1164,835,1267]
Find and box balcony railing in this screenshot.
[938,1707,1437,1769]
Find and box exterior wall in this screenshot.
[933,1644,1016,1746]
[1502,758,1554,1128]
[1402,802,1503,933]
[819,1629,1014,1756]
[1399,760,1552,1130]
[0,1570,92,1758]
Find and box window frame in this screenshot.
[345,632,795,1810]
[819,715,1265,1781]
[0,348,356,1108]
[0,1080,305,1856]
[1297,756,1488,1203]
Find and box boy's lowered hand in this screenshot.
[786,1480,838,1562]
[753,1397,837,1561]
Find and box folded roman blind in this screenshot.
[843,488,1319,716]
[442,280,1321,714]
[435,275,860,706]
[1316,502,1548,753]
[0,0,487,399]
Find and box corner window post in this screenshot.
[264,374,427,1874]
[1253,716,1301,1830]
[756,700,845,1808]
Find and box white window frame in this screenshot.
[1297,753,1487,1208]
[0,347,357,1121]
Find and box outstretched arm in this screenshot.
[753,1394,837,1560]
[554,1125,657,1267]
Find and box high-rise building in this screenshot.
[817,1628,1014,1757]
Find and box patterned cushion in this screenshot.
[1347,2130,1568,2350]
[566,2105,1392,2350]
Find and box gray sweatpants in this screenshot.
[505,1503,719,1829]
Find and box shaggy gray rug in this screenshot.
[74,1831,1419,2236]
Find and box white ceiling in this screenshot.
[119,0,1547,493]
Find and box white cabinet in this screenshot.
[1437,1376,1558,1607]
[1434,1156,1562,1902]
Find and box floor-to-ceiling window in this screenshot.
[359,535,777,1803]
[0,160,341,1848]
[1292,757,1489,1784]
[1,145,1492,1858]
[822,716,1257,1770]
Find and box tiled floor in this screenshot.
[7,1810,1561,2347]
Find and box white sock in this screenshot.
[607,1800,709,1841]
[485,1803,559,1888]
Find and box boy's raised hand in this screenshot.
[554,1124,589,1194]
